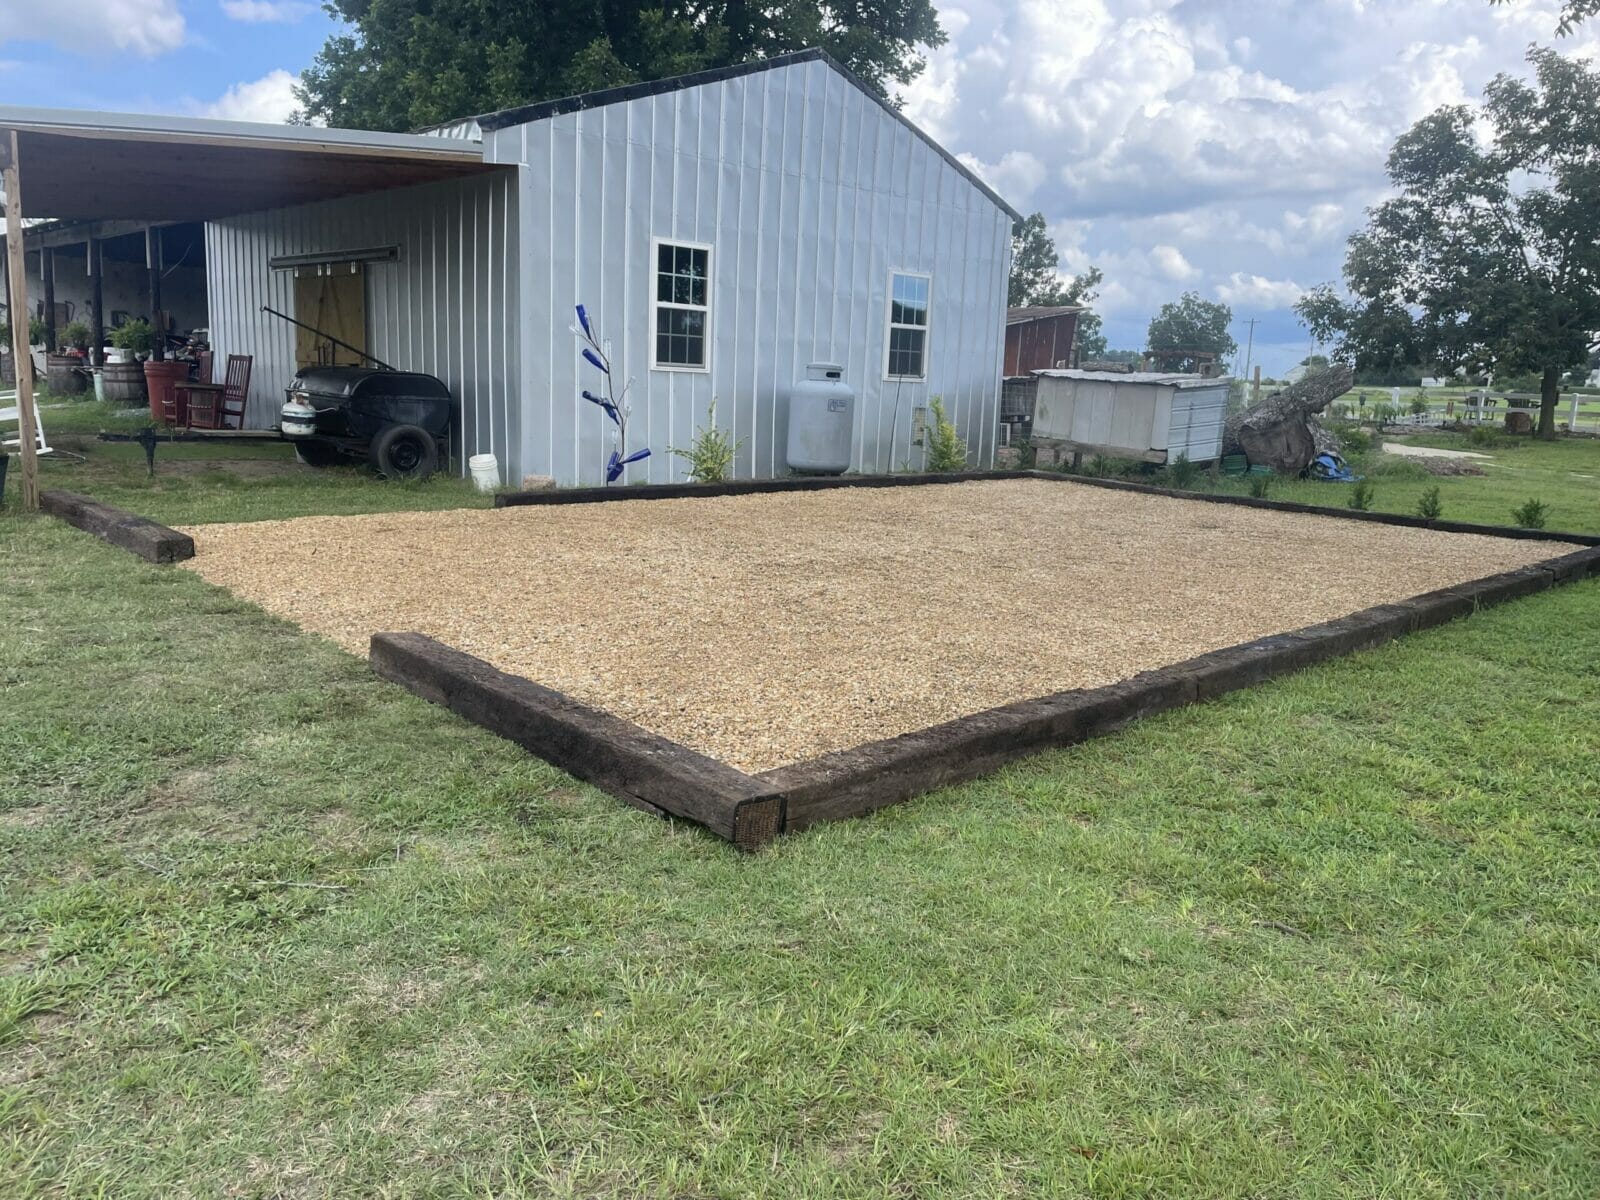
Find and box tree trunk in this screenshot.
[1538,365,1560,440]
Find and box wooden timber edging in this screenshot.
[369,632,786,850]
[494,467,1600,546]
[39,489,195,564]
[370,543,1600,849]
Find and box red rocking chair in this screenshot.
[178,354,252,430]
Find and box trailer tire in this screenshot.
[372,424,439,481]
[293,442,344,468]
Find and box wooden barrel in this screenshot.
[45,353,88,395]
[101,360,148,404]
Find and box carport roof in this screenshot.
[0,107,496,223]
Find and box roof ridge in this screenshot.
[442,49,1021,222]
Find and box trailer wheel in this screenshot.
[293,442,344,468]
[372,424,439,480]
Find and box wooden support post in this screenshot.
[145,226,163,360]
[2,129,42,511]
[89,237,104,368]
[1251,365,1261,404]
[41,245,56,353]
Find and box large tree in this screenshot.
[1298,48,1600,440]
[1146,292,1236,372]
[1008,212,1106,359]
[298,0,945,131]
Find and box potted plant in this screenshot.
[109,319,156,361]
[60,320,92,355]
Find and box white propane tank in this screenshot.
[786,363,854,474]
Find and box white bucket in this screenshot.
[468,453,500,493]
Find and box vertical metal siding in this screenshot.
[204,171,521,480]
[492,57,1011,486]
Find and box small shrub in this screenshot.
[1512,498,1549,529]
[1347,480,1374,511]
[1248,473,1272,499]
[1409,394,1429,417]
[669,399,745,483]
[58,320,92,352]
[924,396,968,472]
[1416,485,1443,521]
[1164,453,1200,489]
[1337,426,1375,455]
[1465,425,1505,449]
[1369,401,1400,424]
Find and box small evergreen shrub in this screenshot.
[1248,473,1272,499]
[1347,480,1374,511]
[669,399,746,483]
[925,396,968,472]
[1512,498,1549,529]
[1164,453,1200,489]
[1416,485,1443,521]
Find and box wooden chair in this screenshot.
[182,354,251,430]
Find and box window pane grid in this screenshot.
[654,241,710,369]
[886,272,929,379]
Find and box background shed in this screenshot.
[1031,369,1231,465]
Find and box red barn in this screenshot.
[1004,306,1082,375]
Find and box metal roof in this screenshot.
[0,105,494,222]
[435,49,1024,224]
[1007,305,1084,323]
[1035,369,1232,389]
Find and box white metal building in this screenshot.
[1031,370,1232,465]
[2,50,1018,486]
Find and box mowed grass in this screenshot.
[1192,429,1600,533]
[12,394,489,524]
[2,410,1599,1195]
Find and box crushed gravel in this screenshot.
[177,479,1570,772]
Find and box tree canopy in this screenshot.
[1008,212,1107,360]
[297,0,945,132]
[1297,47,1600,439]
[1146,292,1236,372]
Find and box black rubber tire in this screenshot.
[292,441,345,468]
[371,424,440,481]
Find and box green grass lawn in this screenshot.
[3,418,1600,1196]
[10,394,490,524]
[1176,429,1600,535]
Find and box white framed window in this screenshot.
[884,270,931,381]
[651,238,712,371]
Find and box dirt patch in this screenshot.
[177,479,1570,772]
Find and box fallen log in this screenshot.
[1222,366,1354,475]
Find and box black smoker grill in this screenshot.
[264,305,455,480]
[281,367,454,479]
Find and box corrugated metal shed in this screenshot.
[1004,307,1081,375]
[1033,371,1231,463]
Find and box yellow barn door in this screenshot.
[293,266,367,369]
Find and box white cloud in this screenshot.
[0,0,183,55]
[901,0,1594,372]
[1215,273,1306,309]
[219,0,313,23]
[1150,244,1199,282]
[201,70,301,124]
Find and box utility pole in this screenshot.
[1240,317,1257,382]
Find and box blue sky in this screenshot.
[2,0,1595,378]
